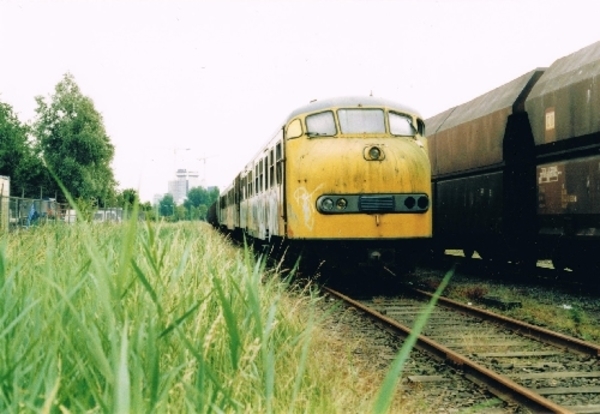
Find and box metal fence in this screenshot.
[0,195,73,232]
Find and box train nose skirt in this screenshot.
[359,195,395,212]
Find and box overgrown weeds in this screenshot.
[1,220,442,413]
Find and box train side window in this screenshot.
[389,112,417,137]
[248,171,253,196]
[276,143,283,185]
[417,119,425,136]
[255,165,259,194]
[265,154,271,190]
[263,156,269,190]
[338,109,385,133]
[262,159,267,191]
[306,111,336,137]
[240,176,244,200]
[287,118,303,139]
[269,150,275,187]
[259,159,264,192]
[242,176,247,200]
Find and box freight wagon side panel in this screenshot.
[537,154,600,237]
[435,171,503,242]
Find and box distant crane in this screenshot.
[197,154,219,186]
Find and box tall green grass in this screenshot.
[0,221,342,413]
[1,218,453,413]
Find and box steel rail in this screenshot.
[323,286,573,414]
[412,288,600,357]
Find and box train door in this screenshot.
[234,174,241,230]
[275,133,286,237]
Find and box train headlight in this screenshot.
[364,145,385,161]
[321,198,334,211]
[336,198,348,210]
[369,146,381,160]
[418,196,429,209]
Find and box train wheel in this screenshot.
[476,248,493,262]
[551,252,568,271]
[463,248,475,259]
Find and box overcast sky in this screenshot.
[1,0,598,202]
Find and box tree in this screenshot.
[32,73,117,204]
[117,188,139,210]
[158,194,176,220]
[184,186,219,220]
[0,100,48,197]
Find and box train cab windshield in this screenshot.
[304,108,417,138]
[339,109,385,133]
[306,111,336,137]
[389,112,417,136]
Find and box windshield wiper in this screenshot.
[306,131,330,137]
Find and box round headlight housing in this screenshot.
[336,198,348,210]
[369,146,381,160]
[404,196,416,209]
[321,198,334,211]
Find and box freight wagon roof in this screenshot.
[426,70,544,134]
[285,96,422,121]
[424,108,455,137]
[527,40,600,99]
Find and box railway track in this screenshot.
[324,284,600,413]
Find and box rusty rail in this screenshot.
[324,286,573,414]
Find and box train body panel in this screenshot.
[537,154,600,234]
[238,129,285,241]
[285,136,431,240]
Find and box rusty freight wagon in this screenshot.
[427,40,600,273]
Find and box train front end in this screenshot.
[283,97,432,274]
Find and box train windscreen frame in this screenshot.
[389,111,417,137]
[306,111,337,137]
[338,108,385,133]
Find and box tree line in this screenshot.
[1,73,218,221]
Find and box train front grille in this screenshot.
[358,195,395,212]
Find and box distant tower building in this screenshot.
[168,169,200,204]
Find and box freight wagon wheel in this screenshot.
[475,249,492,262]
[552,257,566,272]
[462,248,475,259]
[476,247,507,265]
[551,250,568,272]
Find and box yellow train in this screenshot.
[210,96,432,275]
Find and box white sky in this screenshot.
[1,0,598,202]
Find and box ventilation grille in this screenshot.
[359,195,395,212]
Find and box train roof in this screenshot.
[527,40,600,99]
[525,40,600,144]
[425,69,545,134]
[285,96,422,122]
